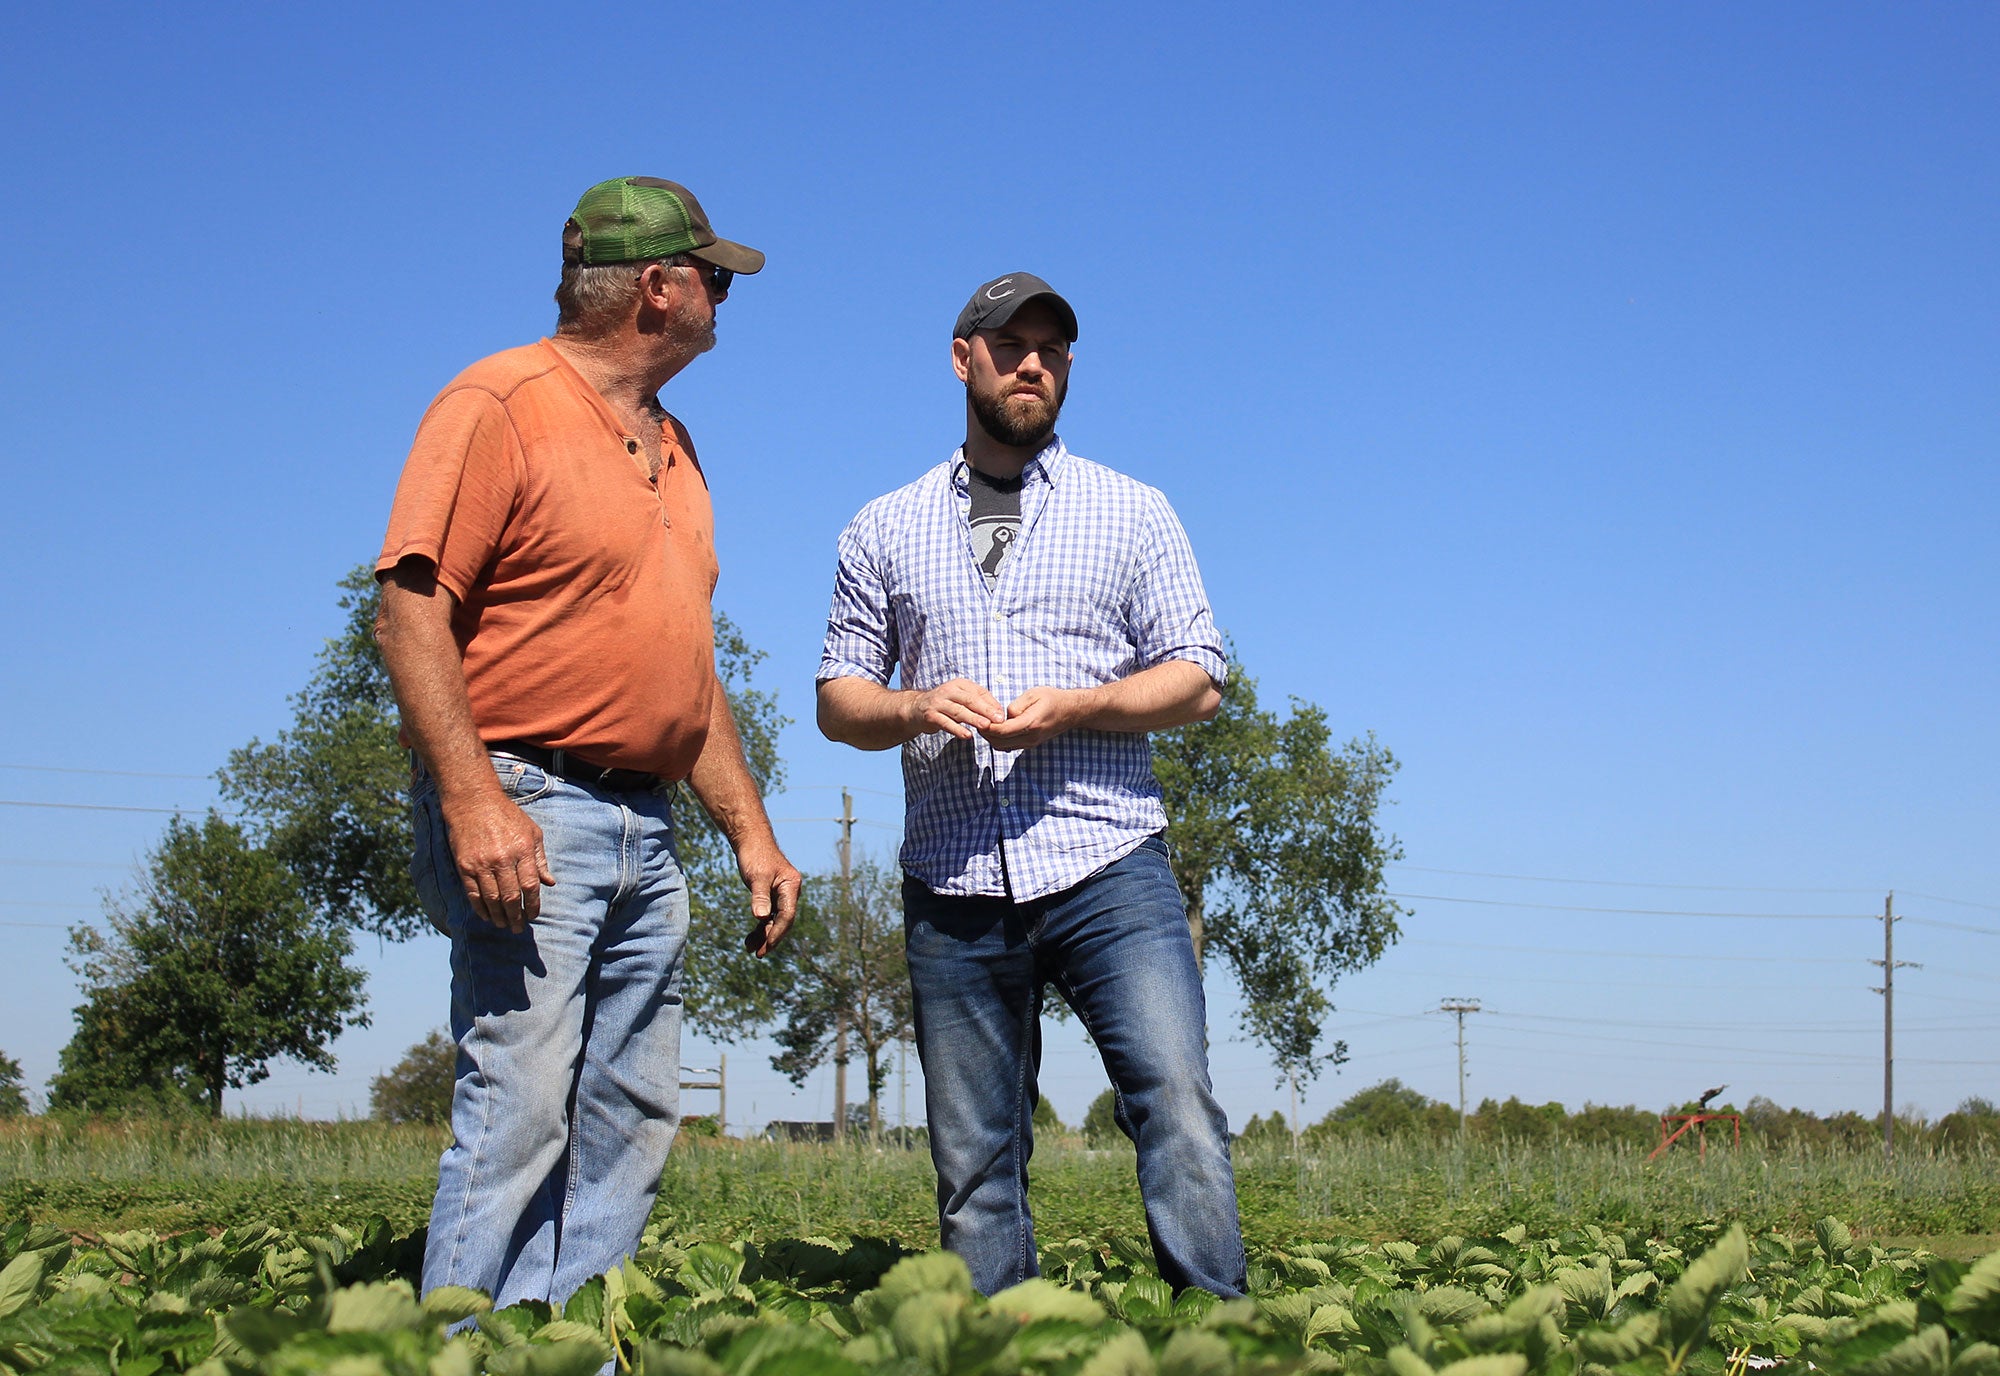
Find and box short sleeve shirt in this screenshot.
[378,340,718,779]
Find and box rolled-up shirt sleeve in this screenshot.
[817,505,899,686]
[1129,492,1227,686]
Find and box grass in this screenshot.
[3,1117,1996,1255]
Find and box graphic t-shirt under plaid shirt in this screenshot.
[817,438,1227,901]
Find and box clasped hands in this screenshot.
[907,678,1088,752]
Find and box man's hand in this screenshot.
[981,686,1091,752]
[907,678,1007,740]
[439,788,555,934]
[736,837,803,956]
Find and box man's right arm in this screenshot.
[817,505,1010,750]
[816,676,1008,751]
[375,558,552,932]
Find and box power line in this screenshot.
[771,784,901,800]
[1487,1008,2000,1036]
[1382,967,1854,994]
[1386,891,1873,921]
[1904,915,2000,938]
[1476,1024,1875,1065]
[1898,890,2000,914]
[0,799,217,816]
[1391,864,1879,896]
[0,858,127,869]
[0,762,213,781]
[1407,937,1856,966]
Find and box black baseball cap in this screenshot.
[953,272,1078,341]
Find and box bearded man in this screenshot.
[374,176,800,1308]
[814,273,1247,1297]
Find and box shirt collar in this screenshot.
[950,435,1067,490]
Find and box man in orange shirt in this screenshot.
[374,177,799,1309]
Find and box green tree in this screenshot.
[50,813,369,1118]
[762,859,912,1136]
[45,994,204,1117]
[370,1029,456,1125]
[1152,665,1405,1089]
[1082,1087,1130,1148]
[0,1053,27,1117]
[1234,1111,1291,1147]
[668,615,792,1032]
[1033,1094,1065,1136]
[220,567,420,940]
[1314,1078,1450,1139]
[219,566,791,1031]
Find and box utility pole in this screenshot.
[1870,892,1918,1161]
[834,788,853,1137]
[1440,998,1481,1131]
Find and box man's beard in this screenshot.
[665,292,716,355]
[968,374,1066,448]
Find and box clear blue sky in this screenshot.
[2,3,1994,1130]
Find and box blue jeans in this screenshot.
[409,754,690,1308]
[903,836,1247,1297]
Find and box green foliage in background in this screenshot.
[666,614,796,1035]
[2,1208,1995,1374]
[47,814,369,1119]
[369,1031,456,1127]
[220,567,422,941]
[1153,666,1405,1090]
[216,565,793,1038]
[759,858,912,1135]
[1082,1089,1130,1149]
[0,1057,25,1120]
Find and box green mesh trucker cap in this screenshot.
[562,176,765,274]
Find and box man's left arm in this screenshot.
[982,490,1225,752]
[686,684,801,955]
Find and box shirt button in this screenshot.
[998,796,1012,808]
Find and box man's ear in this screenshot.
[950,335,973,383]
[636,261,678,313]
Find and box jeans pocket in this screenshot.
[493,759,556,804]
[410,790,453,934]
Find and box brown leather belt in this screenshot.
[489,741,664,793]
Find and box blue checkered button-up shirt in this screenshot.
[817,438,1227,900]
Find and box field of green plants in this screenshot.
[4,1120,1998,1373]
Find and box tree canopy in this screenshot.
[220,568,421,940]
[370,1029,456,1125]
[50,813,370,1118]
[218,565,793,1035]
[757,857,912,1135]
[0,1053,27,1118]
[1152,665,1404,1089]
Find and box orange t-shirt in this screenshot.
[377,340,719,779]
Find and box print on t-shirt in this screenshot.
[967,466,1024,590]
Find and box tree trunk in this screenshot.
[865,1043,882,1141]
[1185,887,1206,973]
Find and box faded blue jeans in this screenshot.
[409,754,690,1309]
[903,836,1247,1297]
